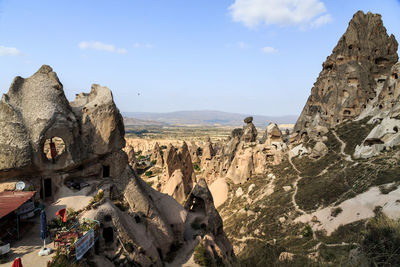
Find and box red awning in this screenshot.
[0,191,35,219]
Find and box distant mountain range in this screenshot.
[122,110,298,127]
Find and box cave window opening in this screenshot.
[394,73,399,80]
[103,165,110,178]
[394,126,398,133]
[102,227,114,243]
[343,110,351,115]
[379,104,383,110]
[43,137,66,163]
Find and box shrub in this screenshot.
[193,164,200,171]
[145,171,153,177]
[94,190,104,202]
[331,207,343,217]
[194,244,213,266]
[362,214,400,266]
[150,160,157,165]
[146,181,154,187]
[379,183,398,194]
[302,224,313,238]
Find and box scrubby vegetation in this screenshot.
[362,214,400,266]
[336,117,375,156]
[330,207,343,217]
[194,243,213,266]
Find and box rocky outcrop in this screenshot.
[125,145,136,166]
[203,119,286,185]
[0,65,233,266]
[150,142,163,167]
[184,179,234,264]
[162,142,196,202]
[261,123,283,145]
[310,141,328,159]
[0,65,125,178]
[202,137,215,161]
[241,116,258,142]
[187,141,200,163]
[294,11,398,140]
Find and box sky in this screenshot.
[0,0,399,117]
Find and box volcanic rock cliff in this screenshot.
[293,11,398,140]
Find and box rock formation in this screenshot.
[150,142,163,167]
[293,11,398,140]
[202,118,286,187]
[241,116,258,142]
[200,137,215,170]
[184,179,234,264]
[261,123,283,145]
[187,141,201,163]
[0,65,233,266]
[161,142,196,202]
[0,65,125,180]
[310,141,328,159]
[125,145,137,169]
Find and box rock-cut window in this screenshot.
[43,137,66,162]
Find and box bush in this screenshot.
[194,244,213,266]
[331,207,343,217]
[94,190,104,202]
[193,164,200,171]
[146,181,154,187]
[145,171,153,177]
[150,160,157,165]
[302,224,313,238]
[362,214,400,266]
[379,183,398,194]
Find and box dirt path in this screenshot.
[288,153,338,215]
[332,130,353,162]
[288,155,306,215]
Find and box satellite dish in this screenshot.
[15,182,25,191]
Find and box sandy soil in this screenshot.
[46,182,95,220]
[295,184,400,235]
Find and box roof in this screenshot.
[0,191,35,219]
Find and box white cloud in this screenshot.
[0,46,22,56]
[79,41,127,54]
[133,42,154,48]
[229,0,332,28]
[238,41,248,49]
[310,13,332,28]
[262,46,277,53]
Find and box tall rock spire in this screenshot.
[293,11,398,138]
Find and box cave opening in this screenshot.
[43,136,66,163]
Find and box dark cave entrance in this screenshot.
[103,165,110,178]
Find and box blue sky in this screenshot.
[0,0,399,116]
